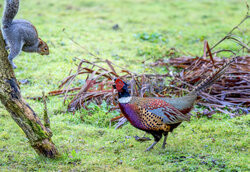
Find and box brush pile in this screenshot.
[49,55,249,121]
[152,55,249,117]
[48,58,171,113]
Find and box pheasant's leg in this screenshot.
[145,141,158,151]
[145,133,162,151]
[162,132,169,149]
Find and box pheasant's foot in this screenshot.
[145,141,158,151]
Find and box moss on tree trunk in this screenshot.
[0,31,59,158]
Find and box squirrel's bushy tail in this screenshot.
[190,56,237,94]
[2,0,19,27]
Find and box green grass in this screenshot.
[0,0,249,171]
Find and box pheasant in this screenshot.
[113,57,236,151]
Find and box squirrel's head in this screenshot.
[113,78,129,93]
[38,38,49,55]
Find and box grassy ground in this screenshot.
[0,0,249,171]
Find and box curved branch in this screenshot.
[0,31,59,158]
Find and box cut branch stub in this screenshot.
[0,31,59,158]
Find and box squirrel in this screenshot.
[1,0,49,69]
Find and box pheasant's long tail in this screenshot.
[190,56,237,94]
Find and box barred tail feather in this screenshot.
[2,0,19,26]
[191,56,237,94]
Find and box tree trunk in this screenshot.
[0,31,59,158]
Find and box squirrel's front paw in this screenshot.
[5,46,10,50]
[11,62,17,69]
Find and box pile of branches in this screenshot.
[152,55,249,116]
[48,58,171,113]
[49,54,249,122]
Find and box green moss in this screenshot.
[27,118,50,141]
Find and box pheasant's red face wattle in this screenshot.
[115,79,125,92]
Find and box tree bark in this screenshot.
[0,31,59,158]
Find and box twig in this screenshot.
[62,29,101,60]
[212,49,236,56]
[42,91,51,130]
[209,11,249,51]
[114,117,128,129]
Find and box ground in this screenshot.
[0,0,249,171]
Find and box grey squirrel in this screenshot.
[2,0,49,69]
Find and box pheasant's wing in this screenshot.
[135,97,191,124]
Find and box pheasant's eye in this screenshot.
[44,47,47,50]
